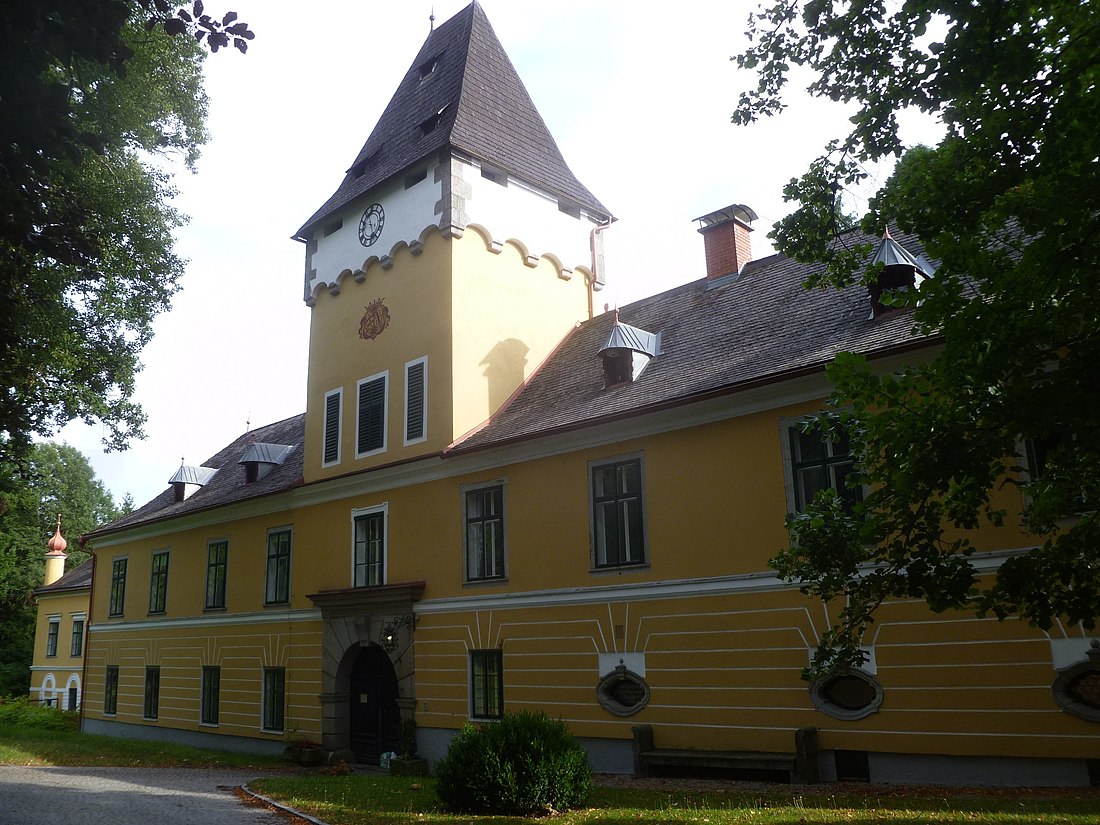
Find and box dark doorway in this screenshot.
[349,645,400,764]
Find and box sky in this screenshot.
[58,0,938,508]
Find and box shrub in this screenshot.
[434,710,591,815]
[0,695,80,730]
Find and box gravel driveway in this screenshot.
[0,767,305,825]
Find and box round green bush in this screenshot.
[434,710,591,815]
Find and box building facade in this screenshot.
[71,3,1099,785]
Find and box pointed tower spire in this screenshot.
[44,514,68,587]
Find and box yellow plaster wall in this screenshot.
[304,231,455,484]
[450,232,590,440]
[30,588,89,706]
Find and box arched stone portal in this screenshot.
[308,581,424,762]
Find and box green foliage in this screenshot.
[737,1,1100,675]
[0,696,80,731]
[0,442,122,696]
[434,710,591,816]
[0,3,249,465]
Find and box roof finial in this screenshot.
[46,513,67,556]
[883,225,892,239]
[430,7,435,30]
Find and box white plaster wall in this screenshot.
[308,159,444,294]
[458,156,597,274]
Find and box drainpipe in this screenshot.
[588,219,612,320]
[78,537,95,731]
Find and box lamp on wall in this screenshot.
[380,614,417,653]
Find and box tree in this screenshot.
[0,2,252,465]
[0,443,123,696]
[735,1,1100,674]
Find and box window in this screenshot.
[205,540,228,610]
[108,558,127,617]
[1051,644,1100,722]
[464,483,505,581]
[144,666,160,720]
[67,685,78,711]
[265,529,292,605]
[404,357,427,445]
[201,666,220,724]
[46,618,59,657]
[323,388,342,466]
[356,373,387,457]
[263,667,286,732]
[104,666,118,715]
[353,507,386,587]
[597,664,651,717]
[470,650,503,719]
[810,668,883,721]
[148,551,169,614]
[590,457,646,568]
[787,423,862,512]
[70,618,84,657]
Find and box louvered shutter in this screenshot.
[358,377,386,453]
[323,392,340,463]
[406,361,425,441]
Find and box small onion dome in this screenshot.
[46,514,67,556]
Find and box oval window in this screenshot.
[1052,643,1100,722]
[810,668,883,721]
[597,665,650,717]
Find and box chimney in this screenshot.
[695,204,757,280]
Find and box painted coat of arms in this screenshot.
[359,298,391,341]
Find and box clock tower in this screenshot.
[294,2,612,483]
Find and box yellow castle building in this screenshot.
[39,2,1098,785]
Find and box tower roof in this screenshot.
[295,2,610,240]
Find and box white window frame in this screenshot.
[403,356,428,446]
[351,503,388,587]
[322,387,343,467]
[70,612,86,657]
[462,479,508,583]
[355,370,389,459]
[45,615,60,657]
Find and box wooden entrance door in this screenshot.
[348,645,400,764]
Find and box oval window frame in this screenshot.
[810,668,883,721]
[596,665,650,717]
[1051,643,1100,722]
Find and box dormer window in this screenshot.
[598,315,661,387]
[417,52,442,81]
[239,443,294,484]
[868,228,933,319]
[419,104,450,136]
[349,147,381,180]
[168,464,217,503]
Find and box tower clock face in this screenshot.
[358,203,385,247]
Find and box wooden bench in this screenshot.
[632,724,820,784]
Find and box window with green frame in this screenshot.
[788,425,862,512]
[144,666,160,720]
[46,618,59,657]
[148,551,169,614]
[70,618,84,657]
[263,667,285,732]
[206,540,228,610]
[265,529,291,605]
[353,509,385,587]
[104,666,118,715]
[201,666,220,724]
[108,558,127,616]
[470,650,503,719]
[465,484,505,581]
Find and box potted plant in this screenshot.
[283,735,325,767]
[389,718,428,776]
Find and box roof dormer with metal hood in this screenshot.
[168,462,218,503]
[599,311,662,387]
[868,227,935,319]
[239,442,295,483]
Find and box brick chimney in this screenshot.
[695,204,757,280]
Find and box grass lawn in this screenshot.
[2,701,1098,824]
[250,773,1100,825]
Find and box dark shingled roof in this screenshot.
[295,1,609,240]
[91,414,306,538]
[449,227,936,453]
[33,558,94,596]
[93,229,934,537]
